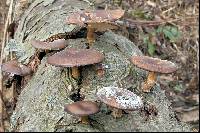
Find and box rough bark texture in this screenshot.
[5,0,191,132]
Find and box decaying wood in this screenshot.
[0,0,14,131]
[2,0,192,132]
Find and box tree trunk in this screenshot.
[5,0,191,132]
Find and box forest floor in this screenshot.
[0,0,199,132]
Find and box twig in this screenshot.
[117,19,167,28]
[0,0,14,131]
[118,17,197,28]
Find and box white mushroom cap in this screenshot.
[96,87,143,110]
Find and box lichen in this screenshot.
[4,39,35,64]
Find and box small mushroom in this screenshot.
[30,39,68,71]
[47,48,104,79]
[31,39,67,52]
[96,86,143,118]
[130,56,178,92]
[64,101,99,124]
[1,60,32,76]
[1,60,32,107]
[66,9,124,47]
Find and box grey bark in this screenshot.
[5,0,192,132]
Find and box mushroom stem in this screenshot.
[87,24,95,47]
[142,71,157,92]
[80,116,89,124]
[10,81,16,109]
[111,108,123,118]
[71,67,80,79]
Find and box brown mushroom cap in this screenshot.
[1,60,32,76]
[96,87,143,110]
[31,39,67,50]
[86,9,125,22]
[20,65,33,76]
[66,12,85,26]
[64,101,99,116]
[47,48,104,67]
[66,9,125,25]
[130,56,178,73]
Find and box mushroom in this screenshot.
[86,22,119,45]
[66,9,124,47]
[30,39,68,72]
[89,22,119,32]
[1,60,32,106]
[64,101,99,124]
[96,86,143,118]
[129,56,178,92]
[31,39,68,54]
[47,48,104,79]
[1,60,32,77]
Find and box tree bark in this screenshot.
[4,0,191,132]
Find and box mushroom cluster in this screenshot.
[29,9,177,123]
[46,48,104,123]
[1,8,180,127]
